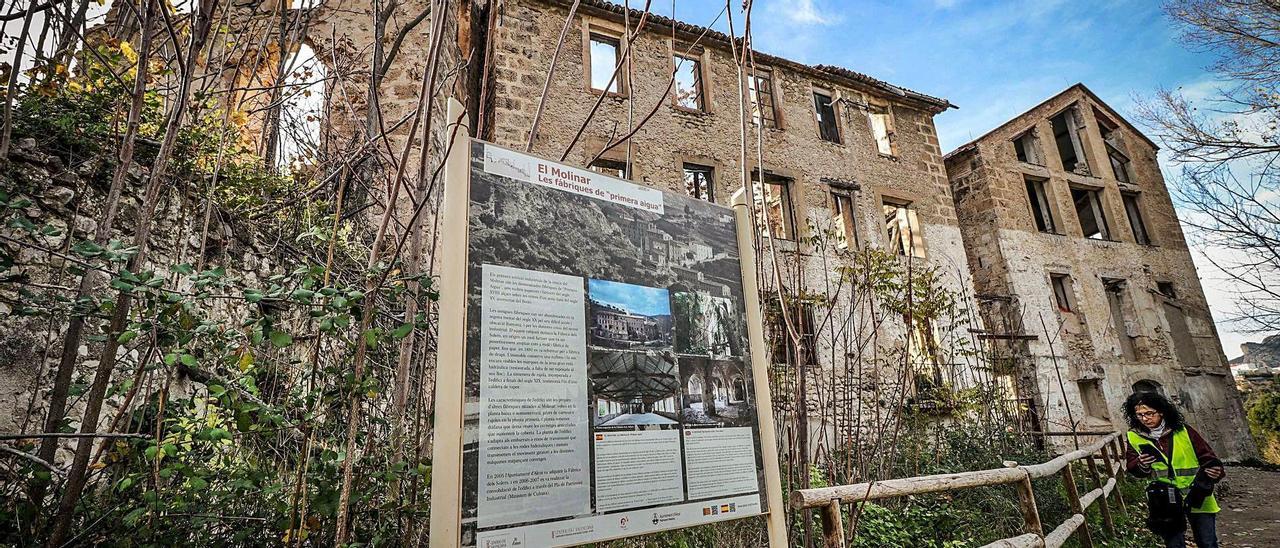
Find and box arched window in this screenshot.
[274,42,327,171]
[687,374,703,396]
[1132,379,1163,395]
[732,376,746,402]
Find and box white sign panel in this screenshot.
[458,142,768,547]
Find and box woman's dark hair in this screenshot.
[1122,391,1185,432]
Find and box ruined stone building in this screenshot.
[944,84,1254,459]
[181,0,1251,456]
[476,0,980,452]
[10,0,1253,465]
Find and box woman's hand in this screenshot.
[1137,453,1157,467]
[1205,466,1224,480]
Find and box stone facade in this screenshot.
[944,84,1255,459]
[480,0,983,447]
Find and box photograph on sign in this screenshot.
[459,141,767,547]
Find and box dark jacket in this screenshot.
[1124,425,1223,479]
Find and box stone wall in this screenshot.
[482,0,985,449]
[944,84,1255,460]
[0,138,286,459]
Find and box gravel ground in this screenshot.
[1216,466,1280,547]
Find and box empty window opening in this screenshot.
[1096,109,1132,183]
[1132,379,1163,395]
[1013,130,1044,166]
[1050,274,1074,313]
[883,199,924,257]
[673,53,704,111]
[769,301,816,365]
[1050,107,1090,175]
[1103,278,1138,362]
[1162,301,1202,369]
[910,318,944,389]
[272,42,327,172]
[1024,176,1056,233]
[1156,281,1177,299]
[683,163,714,202]
[589,33,622,93]
[1077,379,1110,420]
[1122,192,1150,245]
[748,69,778,128]
[868,104,894,156]
[590,158,628,179]
[813,90,841,144]
[1108,146,1132,183]
[1071,186,1110,240]
[832,192,860,249]
[753,172,796,240]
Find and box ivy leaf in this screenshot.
[362,329,379,349]
[392,323,413,340]
[71,240,104,257]
[269,331,293,348]
[123,507,146,526]
[117,330,138,344]
[180,354,197,367]
[174,263,194,275]
[243,289,263,303]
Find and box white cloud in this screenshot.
[767,0,840,27]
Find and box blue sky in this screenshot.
[589,279,672,316]
[647,0,1217,153]
[619,0,1258,357]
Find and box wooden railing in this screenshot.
[791,432,1129,548]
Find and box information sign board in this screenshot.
[430,114,784,548]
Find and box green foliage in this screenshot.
[848,502,975,548]
[13,41,159,161]
[1246,380,1280,463]
[0,51,430,542]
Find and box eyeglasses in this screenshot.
[1135,411,1160,418]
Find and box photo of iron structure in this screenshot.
[590,349,681,429]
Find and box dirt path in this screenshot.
[1217,466,1280,547]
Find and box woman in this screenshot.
[1123,391,1225,548]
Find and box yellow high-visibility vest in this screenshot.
[1127,428,1220,513]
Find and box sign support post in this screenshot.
[428,98,471,548]
[732,188,790,548]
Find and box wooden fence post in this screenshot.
[1015,472,1043,538]
[1085,453,1115,535]
[1101,441,1127,513]
[822,501,846,548]
[1060,462,1094,548]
